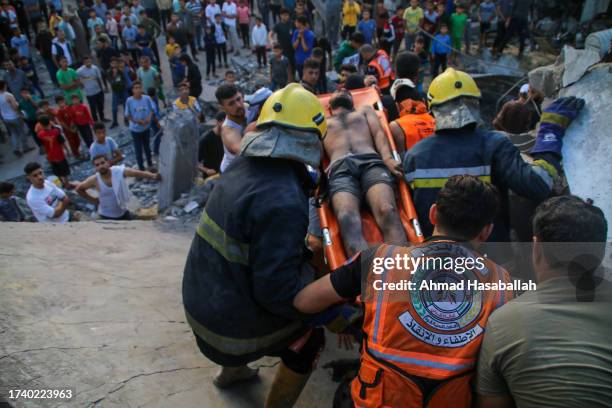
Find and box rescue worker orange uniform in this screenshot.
[367,50,395,92]
[352,241,513,407]
[394,99,436,150]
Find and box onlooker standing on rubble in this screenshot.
[222,0,240,54]
[24,162,70,223]
[292,15,314,79]
[0,182,33,222]
[251,16,268,68]
[0,79,32,157]
[89,122,124,164]
[76,154,160,220]
[124,81,157,171]
[77,55,108,123]
[476,195,612,407]
[269,43,291,90]
[403,0,423,52]
[493,84,539,134]
[36,115,72,188]
[270,9,295,73]
[341,0,360,41]
[496,0,534,59]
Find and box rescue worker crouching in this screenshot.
[403,67,585,251]
[389,51,436,153]
[182,83,327,407]
[360,44,395,95]
[292,175,514,407]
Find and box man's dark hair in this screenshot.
[215,84,239,103]
[39,115,51,125]
[303,58,320,70]
[296,15,308,25]
[93,122,105,131]
[215,111,227,122]
[435,175,499,240]
[55,95,65,102]
[350,31,365,45]
[24,162,42,175]
[311,47,324,59]
[280,7,290,14]
[92,153,107,163]
[533,195,607,269]
[225,70,236,76]
[0,79,6,89]
[395,51,420,80]
[330,91,354,110]
[344,73,365,90]
[340,63,358,74]
[0,181,15,194]
[179,53,192,64]
[272,43,282,50]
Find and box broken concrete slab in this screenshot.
[528,60,564,98]
[157,110,199,212]
[560,63,612,242]
[0,221,355,407]
[562,45,601,87]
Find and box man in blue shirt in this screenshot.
[124,81,156,170]
[291,15,314,79]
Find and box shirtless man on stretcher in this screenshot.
[323,90,408,256]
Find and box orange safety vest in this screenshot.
[394,99,436,150]
[352,242,513,408]
[368,50,395,91]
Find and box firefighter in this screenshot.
[403,67,585,253]
[359,44,395,95]
[292,175,515,407]
[182,83,327,407]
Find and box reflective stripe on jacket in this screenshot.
[402,127,558,242]
[352,241,513,407]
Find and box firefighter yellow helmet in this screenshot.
[427,68,481,108]
[256,83,327,138]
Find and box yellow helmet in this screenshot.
[256,83,327,138]
[427,68,481,108]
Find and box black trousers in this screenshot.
[216,43,227,65]
[239,23,250,47]
[76,124,94,147]
[432,53,448,77]
[86,91,105,122]
[255,46,267,67]
[206,50,216,75]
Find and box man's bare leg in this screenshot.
[365,183,408,246]
[331,192,368,257]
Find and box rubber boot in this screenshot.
[264,362,311,408]
[213,365,259,388]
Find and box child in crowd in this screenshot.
[237,0,250,49]
[421,0,438,50]
[391,7,405,60]
[431,23,452,77]
[55,95,82,158]
[449,3,468,65]
[166,36,183,85]
[413,37,429,94]
[36,115,72,188]
[269,43,290,90]
[105,11,119,48]
[204,25,217,79]
[146,87,163,157]
[69,94,95,150]
[379,12,395,57]
[356,9,376,45]
[0,181,33,222]
[251,16,268,68]
[19,57,45,98]
[213,13,229,68]
[18,89,43,154]
[136,24,156,65]
[310,47,327,94]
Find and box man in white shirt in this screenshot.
[221,0,240,54]
[205,0,220,26]
[25,162,70,223]
[51,30,75,67]
[76,154,161,220]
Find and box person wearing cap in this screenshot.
[182,83,328,407]
[492,83,541,134]
[403,67,585,259]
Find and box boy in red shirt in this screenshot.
[55,95,83,159]
[36,116,72,188]
[69,94,94,151]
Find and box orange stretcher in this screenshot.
[315,87,424,271]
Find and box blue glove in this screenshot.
[531,96,585,156]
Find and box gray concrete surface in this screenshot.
[0,221,355,407]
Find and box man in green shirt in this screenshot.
[476,195,612,408]
[56,56,83,104]
[332,31,365,72]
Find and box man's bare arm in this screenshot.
[75,175,99,205]
[221,126,243,155]
[53,195,70,218]
[293,274,345,313]
[363,106,402,176]
[110,149,124,165]
[124,167,162,180]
